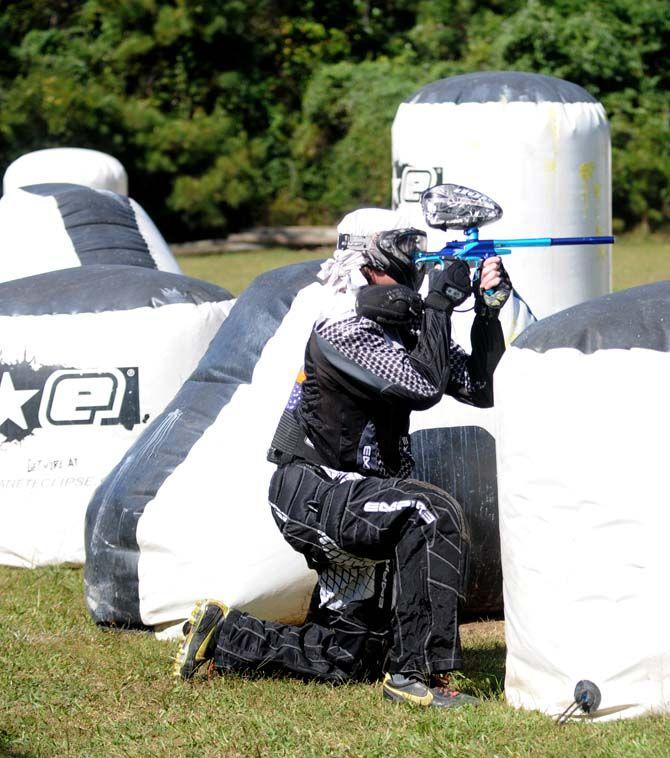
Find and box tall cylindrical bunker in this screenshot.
[392,71,612,319]
[495,282,670,720]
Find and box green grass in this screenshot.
[3,567,670,756]
[1,234,669,756]
[611,233,669,291]
[179,248,327,297]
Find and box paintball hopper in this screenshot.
[421,184,503,231]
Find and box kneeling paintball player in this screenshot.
[174,211,511,709]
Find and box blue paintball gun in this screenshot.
[415,183,614,269]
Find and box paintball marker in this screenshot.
[415,183,614,267]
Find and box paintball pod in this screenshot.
[415,183,614,267]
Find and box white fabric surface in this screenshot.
[393,99,612,319]
[496,345,670,720]
[4,148,128,195]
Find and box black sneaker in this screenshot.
[382,673,480,709]
[173,599,228,680]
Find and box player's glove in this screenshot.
[473,260,512,316]
[423,258,472,312]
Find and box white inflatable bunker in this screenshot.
[4,148,128,195]
[0,183,180,283]
[86,260,325,630]
[85,209,510,632]
[0,266,234,567]
[497,281,670,721]
[392,71,612,320]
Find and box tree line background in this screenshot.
[0,0,667,240]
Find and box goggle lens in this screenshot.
[394,230,427,256]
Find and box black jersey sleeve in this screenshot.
[446,313,506,408]
[314,304,453,410]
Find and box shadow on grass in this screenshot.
[0,730,35,758]
[461,637,506,700]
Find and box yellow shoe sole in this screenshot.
[173,599,228,680]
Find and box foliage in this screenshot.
[273,61,432,224]
[0,0,668,236]
[481,0,670,230]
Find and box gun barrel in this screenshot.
[548,236,615,246]
[414,235,615,265]
[493,236,614,248]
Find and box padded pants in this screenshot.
[214,461,469,682]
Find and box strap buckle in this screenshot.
[338,233,350,250]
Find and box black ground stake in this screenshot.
[556,680,602,725]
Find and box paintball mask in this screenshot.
[367,228,427,290]
[336,227,427,290]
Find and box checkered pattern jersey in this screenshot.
[316,315,481,399]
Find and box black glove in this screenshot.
[423,258,472,311]
[473,259,512,317]
[356,284,423,328]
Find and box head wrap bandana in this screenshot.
[318,208,418,293]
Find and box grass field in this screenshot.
[1,235,668,756]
